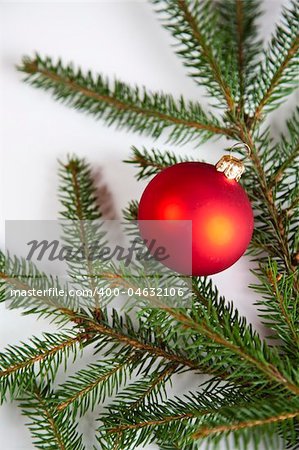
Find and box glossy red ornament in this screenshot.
[138,162,254,276]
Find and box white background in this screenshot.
[0,1,297,449]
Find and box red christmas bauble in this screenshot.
[138,162,254,276]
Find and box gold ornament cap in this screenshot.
[215,143,251,182]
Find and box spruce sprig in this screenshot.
[153,0,236,110]
[125,146,192,180]
[216,0,263,113]
[97,385,299,449]
[19,383,84,450]
[0,330,85,403]
[1,1,299,449]
[249,0,299,118]
[18,55,231,145]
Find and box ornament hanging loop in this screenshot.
[216,142,251,182]
[229,142,251,161]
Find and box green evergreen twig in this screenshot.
[1,1,298,448]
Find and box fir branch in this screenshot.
[269,142,299,189]
[193,411,299,439]
[98,384,298,449]
[158,442,197,450]
[235,111,298,363]
[122,200,139,221]
[268,108,299,188]
[59,156,102,221]
[18,55,233,144]
[98,270,299,396]
[58,156,106,309]
[7,3,299,448]
[104,363,176,413]
[0,255,81,324]
[125,364,176,411]
[54,354,138,417]
[154,0,236,110]
[251,261,299,360]
[249,0,299,119]
[160,306,299,396]
[108,412,193,433]
[225,112,299,359]
[0,267,196,373]
[176,0,233,108]
[82,312,207,374]
[266,267,298,348]
[98,397,197,449]
[239,128,296,274]
[5,228,296,405]
[0,331,85,402]
[0,257,217,378]
[19,383,84,450]
[124,146,192,180]
[235,0,248,108]
[216,0,262,113]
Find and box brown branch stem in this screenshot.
[65,160,101,310]
[0,334,84,378]
[236,0,245,112]
[108,412,193,434]
[24,60,233,139]
[252,34,299,123]
[127,363,177,411]
[266,269,299,349]
[268,142,299,189]
[97,272,299,396]
[32,387,66,450]
[192,410,299,439]
[176,1,236,112]
[162,307,299,396]
[239,130,295,274]
[56,354,137,412]
[0,272,207,375]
